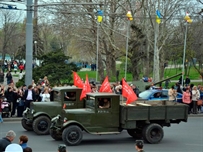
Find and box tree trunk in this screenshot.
[131,59,141,81]
[106,54,111,78]
[111,55,116,77]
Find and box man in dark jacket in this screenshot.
[0,130,16,152]
[23,85,36,108]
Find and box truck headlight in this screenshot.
[63,117,67,123]
[51,115,61,122]
[31,109,35,114]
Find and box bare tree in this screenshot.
[0,9,24,64]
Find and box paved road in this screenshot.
[0,117,203,152]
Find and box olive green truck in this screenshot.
[21,87,84,135]
[49,92,188,146]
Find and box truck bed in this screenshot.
[120,100,188,129]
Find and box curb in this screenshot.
[3,117,22,122]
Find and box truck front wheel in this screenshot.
[21,118,33,131]
[127,129,142,139]
[50,129,62,141]
[33,116,51,135]
[142,123,164,144]
[62,125,83,146]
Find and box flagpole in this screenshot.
[96,22,99,83]
[181,22,188,87]
[124,20,130,80]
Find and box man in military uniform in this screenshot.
[135,140,145,152]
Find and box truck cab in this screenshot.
[21,86,84,135]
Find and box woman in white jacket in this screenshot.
[192,86,200,114]
[40,87,50,102]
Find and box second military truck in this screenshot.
[22,86,84,135]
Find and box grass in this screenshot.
[77,70,133,82]
[77,66,201,83]
[164,67,201,80]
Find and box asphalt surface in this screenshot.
[0,117,202,152]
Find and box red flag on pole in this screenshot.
[99,76,112,93]
[80,75,91,100]
[73,71,84,88]
[122,78,138,104]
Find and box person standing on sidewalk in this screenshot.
[192,86,200,114]
[6,71,12,85]
[182,88,192,114]
[185,76,191,87]
[0,70,4,84]
[23,85,36,108]
[168,85,177,102]
[0,99,3,123]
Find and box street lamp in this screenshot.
[181,12,192,87]
[95,10,103,83]
[124,11,133,80]
[25,0,33,86]
[34,40,37,56]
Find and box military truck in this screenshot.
[22,86,84,135]
[49,92,188,146]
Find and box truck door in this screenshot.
[92,98,119,132]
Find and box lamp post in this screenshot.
[96,22,99,83]
[25,0,33,86]
[124,11,133,80]
[96,10,103,83]
[181,12,192,87]
[34,41,37,56]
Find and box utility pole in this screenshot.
[153,1,160,83]
[25,0,33,86]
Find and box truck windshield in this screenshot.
[86,96,95,108]
[53,91,60,101]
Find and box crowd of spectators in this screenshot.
[0,74,56,119]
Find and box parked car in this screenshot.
[139,89,182,103]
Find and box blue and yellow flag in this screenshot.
[156,10,161,24]
[97,10,103,22]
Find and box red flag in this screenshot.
[73,71,84,88]
[122,78,138,104]
[99,76,112,93]
[80,75,91,100]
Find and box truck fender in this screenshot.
[33,112,51,120]
[62,120,87,133]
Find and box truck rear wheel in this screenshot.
[21,118,33,131]
[62,125,83,146]
[142,123,164,144]
[50,129,62,141]
[127,129,142,139]
[33,116,51,135]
